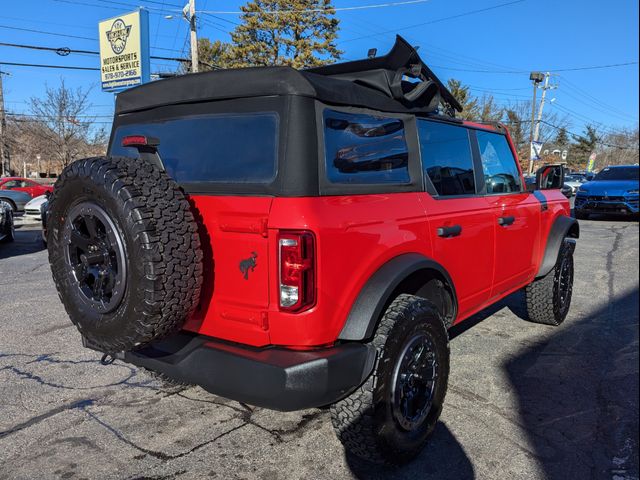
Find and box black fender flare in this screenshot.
[536,215,580,278]
[338,253,457,341]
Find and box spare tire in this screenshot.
[47,156,203,352]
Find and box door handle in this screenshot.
[498,216,515,226]
[437,225,462,238]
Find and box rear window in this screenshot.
[323,109,410,184]
[418,120,476,196]
[110,112,278,183]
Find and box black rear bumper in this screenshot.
[115,333,376,411]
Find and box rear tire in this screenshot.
[47,156,203,352]
[524,239,575,326]
[330,294,449,465]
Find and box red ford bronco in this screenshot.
[47,36,578,464]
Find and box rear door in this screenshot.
[109,109,280,346]
[475,129,539,297]
[417,120,495,321]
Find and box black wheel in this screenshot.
[47,156,203,352]
[1,209,15,243]
[574,210,589,220]
[524,239,575,326]
[330,294,449,465]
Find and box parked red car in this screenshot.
[0,177,54,198]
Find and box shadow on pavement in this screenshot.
[345,423,474,480]
[504,287,639,479]
[0,227,45,260]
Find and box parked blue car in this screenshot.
[574,165,639,219]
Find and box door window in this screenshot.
[417,120,475,196]
[476,130,522,194]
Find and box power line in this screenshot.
[340,0,525,44]
[0,41,189,63]
[551,61,638,73]
[0,61,99,71]
[198,0,431,15]
[51,0,179,14]
[0,24,185,54]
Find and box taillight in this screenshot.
[278,231,315,312]
[121,135,160,148]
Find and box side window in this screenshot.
[476,130,522,194]
[417,120,475,196]
[2,180,19,189]
[323,109,410,184]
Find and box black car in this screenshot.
[0,200,15,243]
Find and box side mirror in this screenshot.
[536,164,565,190]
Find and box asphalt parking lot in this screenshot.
[0,214,638,480]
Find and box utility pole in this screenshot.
[533,72,552,148]
[189,0,199,73]
[0,70,7,177]
[528,72,544,175]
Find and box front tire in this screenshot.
[330,294,449,465]
[524,239,575,326]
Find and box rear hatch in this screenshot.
[109,109,279,346]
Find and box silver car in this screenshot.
[0,189,31,213]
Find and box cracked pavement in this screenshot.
[0,215,638,480]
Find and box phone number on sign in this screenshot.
[104,69,139,80]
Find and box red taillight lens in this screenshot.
[278,231,315,312]
[121,135,149,147]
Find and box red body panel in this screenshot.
[179,126,570,348]
[0,177,53,198]
[183,189,569,347]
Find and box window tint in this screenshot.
[110,112,278,183]
[323,109,410,184]
[476,130,522,194]
[418,120,475,196]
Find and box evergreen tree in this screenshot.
[446,79,479,120]
[569,125,599,166]
[555,126,569,147]
[227,0,341,68]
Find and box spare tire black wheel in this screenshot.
[47,156,203,353]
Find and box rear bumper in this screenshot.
[114,333,376,411]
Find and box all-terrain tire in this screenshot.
[524,239,575,326]
[330,294,449,465]
[47,156,203,352]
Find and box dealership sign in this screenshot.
[99,10,150,92]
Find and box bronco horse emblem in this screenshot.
[239,252,258,280]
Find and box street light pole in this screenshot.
[189,0,199,73]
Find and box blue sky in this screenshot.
[1,0,638,136]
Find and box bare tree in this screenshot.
[27,80,101,173]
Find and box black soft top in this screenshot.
[115,36,462,116]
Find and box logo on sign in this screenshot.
[106,19,132,54]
